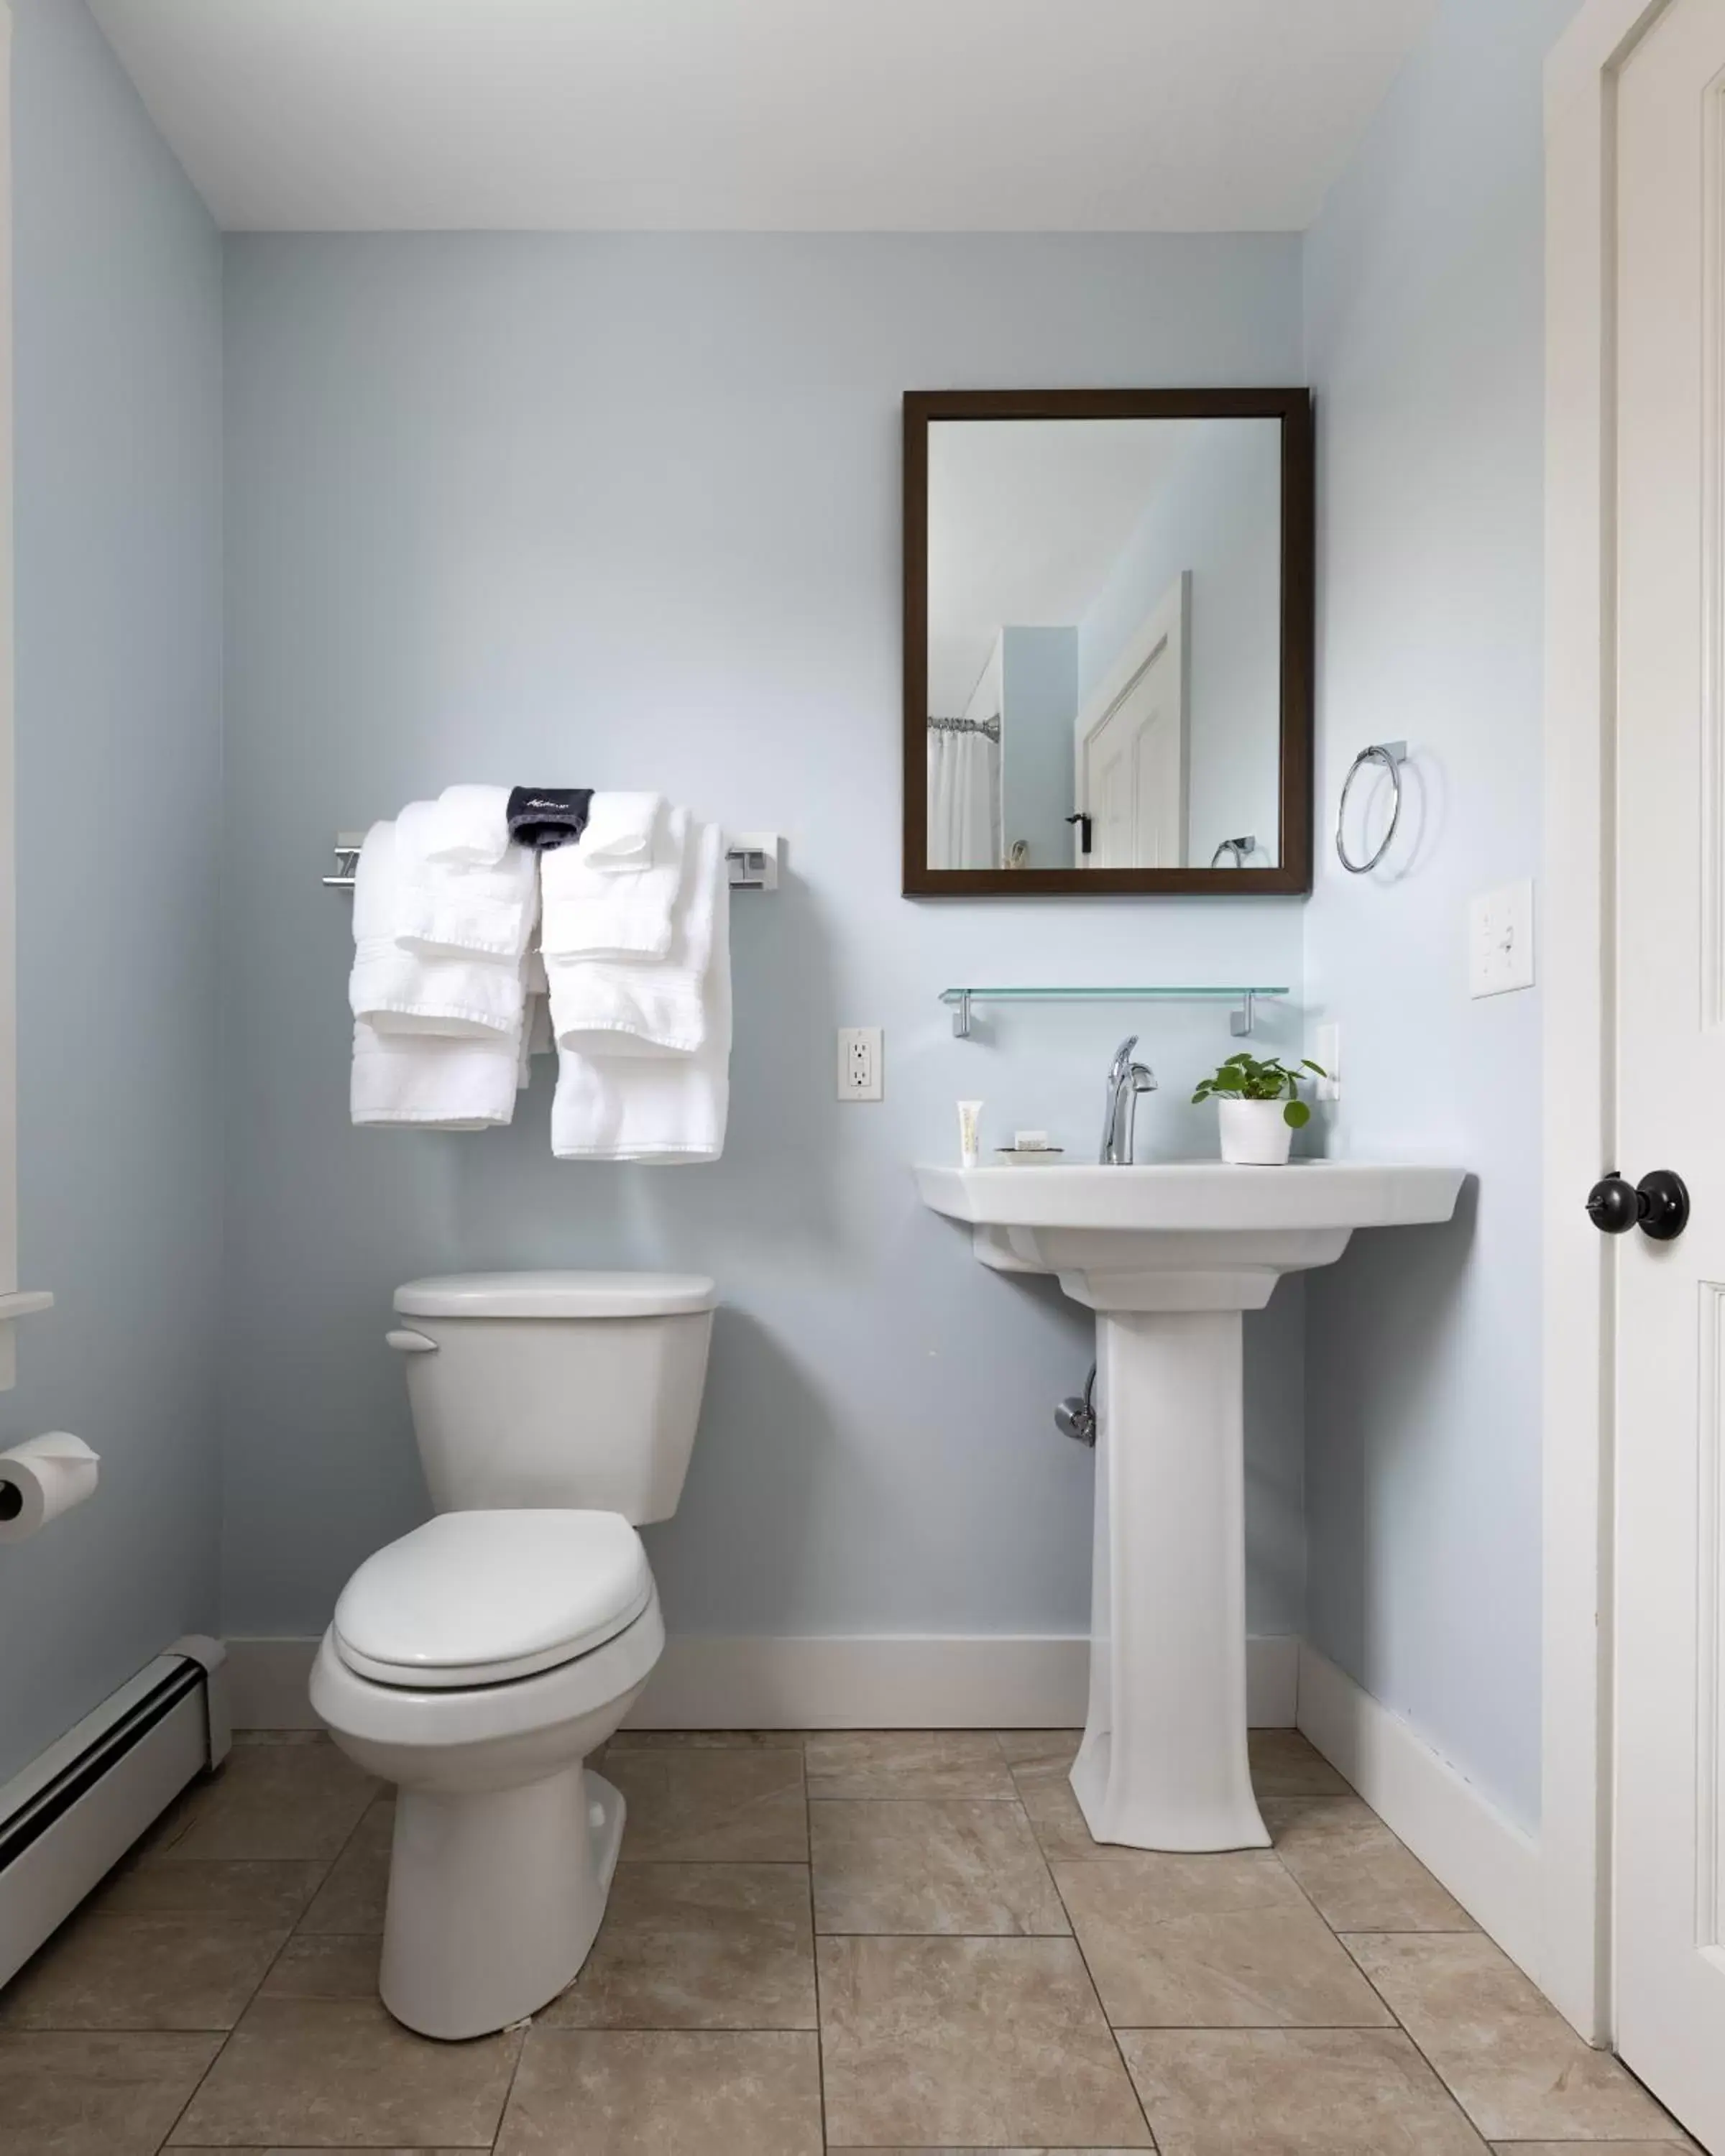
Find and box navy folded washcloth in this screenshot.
[505,787,594,852]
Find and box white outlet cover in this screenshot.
[1469,880,1535,998]
[837,1026,883,1102]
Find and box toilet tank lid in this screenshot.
[394,1271,718,1319]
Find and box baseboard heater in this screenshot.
[0,1636,230,1990]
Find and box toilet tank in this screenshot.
[390,1272,717,1523]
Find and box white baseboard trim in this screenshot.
[225,1631,1301,1733]
[1295,1642,1542,1978]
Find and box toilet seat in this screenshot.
[332,1509,652,1689]
[312,1584,665,1756]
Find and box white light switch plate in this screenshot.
[1469,880,1535,998]
[837,1026,883,1101]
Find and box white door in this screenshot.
[1615,3,1725,2142]
[1075,572,1189,867]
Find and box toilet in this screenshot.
[310,1268,717,2041]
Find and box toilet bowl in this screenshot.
[310,1271,715,2040]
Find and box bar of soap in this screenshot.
[998,1138,1065,1166]
[1013,1130,1052,1151]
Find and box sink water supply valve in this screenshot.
[1056,1365,1098,1448]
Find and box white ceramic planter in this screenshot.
[1217,1098,1294,1166]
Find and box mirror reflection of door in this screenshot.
[1075,571,1190,868]
[923,415,1282,875]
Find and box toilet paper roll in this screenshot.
[0,1432,99,1543]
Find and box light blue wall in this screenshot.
[0,0,223,1782]
[1300,0,1579,1830]
[1000,626,1077,870]
[1080,420,1284,868]
[218,234,1310,1649]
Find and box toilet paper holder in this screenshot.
[0,1432,99,1544]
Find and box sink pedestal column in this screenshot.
[914,1158,1468,1851]
[1070,1307,1269,1852]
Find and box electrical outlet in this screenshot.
[1469,880,1536,998]
[837,1026,883,1102]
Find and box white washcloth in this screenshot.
[548,817,722,1057]
[540,801,687,963]
[395,798,538,960]
[349,822,527,1038]
[351,1021,518,1129]
[552,871,731,1161]
[420,785,512,867]
[579,791,663,871]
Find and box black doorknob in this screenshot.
[1586,1169,1690,1242]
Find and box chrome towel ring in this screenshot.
[1209,834,1257,868]
[1335,740,1407,875]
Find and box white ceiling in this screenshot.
[89,0,1435,234]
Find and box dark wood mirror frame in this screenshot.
[903,387,1315,897]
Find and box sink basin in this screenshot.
[916,1157,1465,1853]
[914,1159,1466,1309]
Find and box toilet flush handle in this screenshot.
[385,1328,438,1354]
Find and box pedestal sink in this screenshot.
[914,1160,1465,1852]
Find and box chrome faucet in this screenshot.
[1100,1034,1158,1164]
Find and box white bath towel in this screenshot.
[349,821,527,1038]
[394,798,538,961]
[540,801,687,963]
[351,1021,518,1129]
[547,818,723,1057]
[551,870,731,1162]
[578,791,663,872]
[518,952,552,1087]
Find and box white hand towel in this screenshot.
[349,822,527,1038]
[519,954,553,1087]
[578,791,663,871]
[420,784,512,867]
[551,872,731,1162]
[395,798,537,961]
[547,818,722,1057]
[351,1021,518,1129]
[540,801,687,963]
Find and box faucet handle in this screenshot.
[1108,1034,1139,1080]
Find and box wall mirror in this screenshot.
[903,389,1313,895]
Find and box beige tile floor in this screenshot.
[0,1726,1701,2155]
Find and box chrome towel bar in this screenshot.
[322,830,780,891]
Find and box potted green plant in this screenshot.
[1191,1051,1327,1166]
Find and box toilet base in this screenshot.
[380,1765,625,2040]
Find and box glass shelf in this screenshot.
[938,985,1289,1040]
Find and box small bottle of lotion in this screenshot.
[957,1100,983,1169]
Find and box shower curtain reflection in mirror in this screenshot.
[926,714,1001,871]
